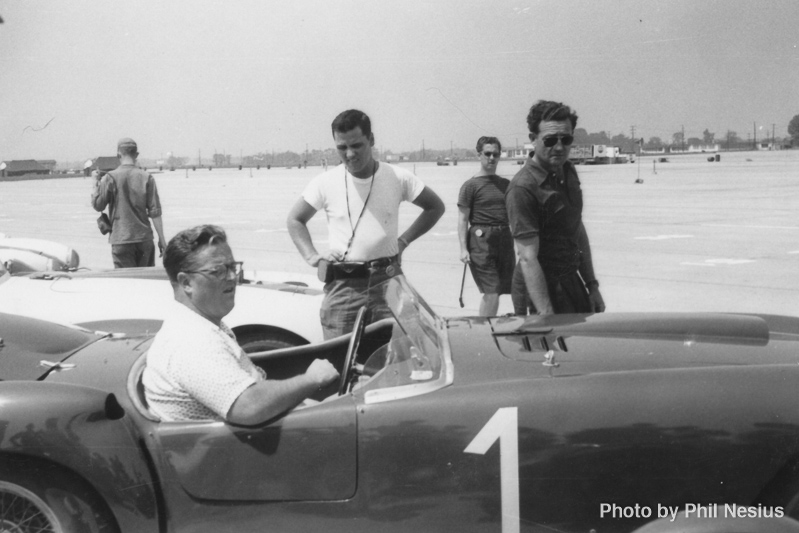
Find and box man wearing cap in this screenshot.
[506,100,605,315]
[91,138,166,268]
[287,109,445,339]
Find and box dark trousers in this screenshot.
[511,261,591,315]
[111,240,155,269]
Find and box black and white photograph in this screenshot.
[1,1,798,532]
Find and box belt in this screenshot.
[472,224,509,229]
[332,256,399,279]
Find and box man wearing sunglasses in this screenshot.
[457,136,515,316]
[506,100,605,315]
[144,225,339,425]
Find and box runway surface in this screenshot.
[1,150,797,318]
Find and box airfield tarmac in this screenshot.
[1,150,797,318]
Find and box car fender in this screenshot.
[0,381,159,533]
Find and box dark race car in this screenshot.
[2,275,799,533]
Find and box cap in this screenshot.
[117,137,137,150]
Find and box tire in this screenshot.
[0,463,117,533]
[237,331,304,354]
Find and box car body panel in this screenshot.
[148,398,357,501]
[0,379,159,533]
[0,266,324,343]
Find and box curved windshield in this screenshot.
[356,276,452,403]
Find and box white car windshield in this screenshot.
[356,275,453,404]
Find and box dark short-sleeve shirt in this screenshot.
[457,174,511,225]
[505,159,583,276]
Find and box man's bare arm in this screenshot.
[457,206,471,263]
[576,223,605,312]
[286,198,324,267]
[515,236,555,315]
[227,359,339,426]
[398,186,445,256]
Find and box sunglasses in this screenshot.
[541,134,574,148]
[482,151,500,159]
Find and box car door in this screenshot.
[148,395,357,502]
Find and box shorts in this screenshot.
[468,225,515,294]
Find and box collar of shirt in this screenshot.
[166,299,237,344]
[523,158,572,188]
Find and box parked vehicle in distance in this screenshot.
[2,274,799,533]
[0,265,324,350]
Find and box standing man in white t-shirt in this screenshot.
[287,109,445,339]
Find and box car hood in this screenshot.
[446,312,799,384]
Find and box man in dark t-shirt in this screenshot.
[506,101,605,315]
[457,136,515,316]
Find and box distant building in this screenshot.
[84,156,119,176]
[687,144,721,153]
[0,159,51,179]
[37,159,57,171]
[757,142,779,151]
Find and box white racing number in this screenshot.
[464,407,520,533]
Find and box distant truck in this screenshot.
[569,145,630,164]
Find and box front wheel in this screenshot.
[0,466,117,533]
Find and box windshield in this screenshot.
[356,275,453,404]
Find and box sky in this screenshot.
[1,0,797,163]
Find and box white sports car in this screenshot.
[0,264,324,351]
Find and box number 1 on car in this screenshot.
[464,407,520,533]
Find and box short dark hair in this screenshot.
[526,100,578,134]
[476,136,502,153]
[163,225,228,282]
[331,109,372,139]
[118,144,138,158]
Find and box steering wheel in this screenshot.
[339,306,368,395]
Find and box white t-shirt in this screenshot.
[302,162,425,261]
[142,300,266,421]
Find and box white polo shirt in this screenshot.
[143,300,265,421]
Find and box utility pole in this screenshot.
[422,139,425,161]
[630,126,636,153]
[681,125,685,152]
[772,123,776,147]
[753,122,757,149]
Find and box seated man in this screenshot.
[143,225,339,425]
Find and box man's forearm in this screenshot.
[151,216,165,241]
[228,375,320,426]
[519,256,554,314]
[576,223,597,284]
[401,207,445,245]
[287,219,320,266]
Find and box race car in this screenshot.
[2,274,799,533]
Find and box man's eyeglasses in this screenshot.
[482,151,500,159]
[541,134,574,148]
[184,261,243,281]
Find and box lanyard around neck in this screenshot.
[343,161,376,260]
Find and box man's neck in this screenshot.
[532,155,563,175]
[350,160,378,180]
[119,156,136,166]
